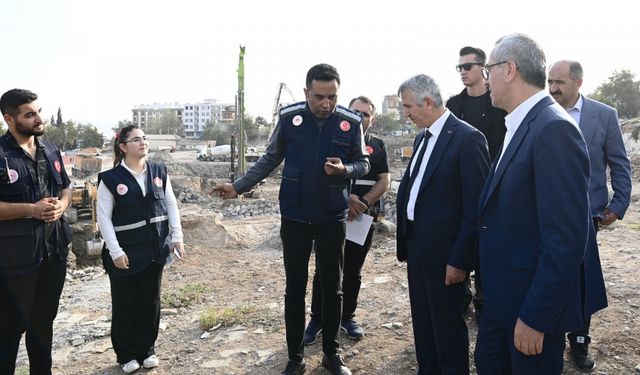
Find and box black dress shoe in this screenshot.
[570,336,596,372]
[281,360,306,375]
[321,354,351,375]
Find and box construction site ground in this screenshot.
[14,133,640,375]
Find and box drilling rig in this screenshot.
[235,45,246,178]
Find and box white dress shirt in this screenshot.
[97,160,183,260]
[566,95,583,126]
[406,110,450,221]
[496,90,548,169]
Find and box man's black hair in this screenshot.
[0,89,38,116]
[306,64,340,89]
[459,46,486,64]
[349,96,375,112]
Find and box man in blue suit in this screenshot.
[549,60,632,372]
[396,74,490,374]
[474,34,592,375]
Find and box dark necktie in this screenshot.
[408,130,432,189]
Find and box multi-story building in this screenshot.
[132,100,235,139]
[381,95,401,116]
[132,102,183,131]
[181,99,235,139]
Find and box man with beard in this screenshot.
[0,89,73,374]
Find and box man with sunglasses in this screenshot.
[0,89,73,374]
[304,96,390,344]
[446,46,507,322]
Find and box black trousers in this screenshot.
[0,256,67,375]
[568,218,599,344]
[108,263,163,365]
[406,223,469,375]
[280,218,345,362]
[310,225,374,321]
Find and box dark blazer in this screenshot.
[396,113,490,271]
[478,96,591,333]
[577,96,631,317]
[579,96,632,220]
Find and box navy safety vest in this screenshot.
[278,102,363,224]
[99,162,170,276]
[0,132,72,274]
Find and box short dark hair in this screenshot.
[459,46,486,65]
[349,96,376,112]
[306,63,340,89]
[0,89,38,116]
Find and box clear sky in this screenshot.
[2,0,639,136]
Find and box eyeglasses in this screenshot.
[455,62,483,72]
[481,61,509,80]
[354,110,372,119]
[123,136,148,144]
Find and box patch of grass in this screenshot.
[15,367,29,375]
[199,304,257,330]
[161,283,209,308]
[625,222,640,231]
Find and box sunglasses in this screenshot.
[455,62,483,72]
[353,110,372,119]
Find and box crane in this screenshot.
[268,83,296,144]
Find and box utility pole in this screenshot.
[236,45,246,176]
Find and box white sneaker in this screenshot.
[121,359,140,373]
[143,354,160,368]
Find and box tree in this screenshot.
[50,115,56,128]
[147,110,183,136]
[0,119,5,134]
[77,124,104,148]
[590,70,640,118]
[113,119,134,134]
[56,107,63,127]
[42,120,78,150]
[200,120,235,145]
[374,112,405,135]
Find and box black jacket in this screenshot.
[446,88,507,161]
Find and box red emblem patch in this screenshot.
[339,121,350,132]
[116,184,128,195]
[54,160,62,173]
[8,169,18,184]
[366,146,374,155]
[154,177,163,187]
[292,115,303,126]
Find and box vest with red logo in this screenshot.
[98,162,169,276]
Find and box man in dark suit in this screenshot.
[474,34,592,375]
[396,74,490,375]
[549,60,631,371]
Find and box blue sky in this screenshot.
[2,0,639,136]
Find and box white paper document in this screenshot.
[346,213,374,246]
